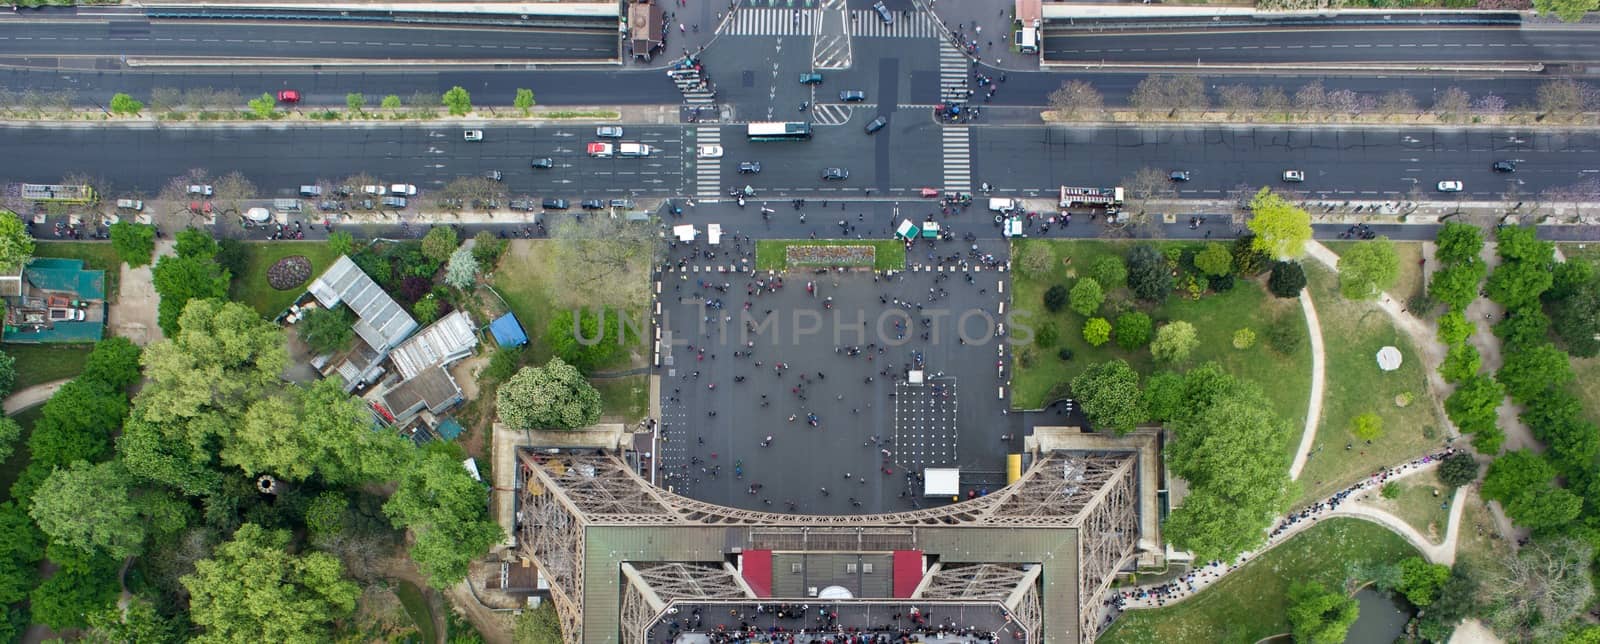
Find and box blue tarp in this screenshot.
[435,418,464,441]
[489,312,528,347]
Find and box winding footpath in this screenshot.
[1287,288,1327,481]
[2,379,69,416]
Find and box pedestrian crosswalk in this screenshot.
[938,46,968,104]
[669,66,716,105]
[942,127,971,192]
[739,0,815,5]
[848,11,937,38]
[721,8,818,36]
[694,126,722,199]
[810,0,851,69]
[809,103,853,125]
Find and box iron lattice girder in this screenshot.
[918,564,1032,601]
[1075,457,1140,643]
[631,562,753,600]
[987,453,1137,525]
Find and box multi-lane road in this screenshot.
[1044,26,1600,66]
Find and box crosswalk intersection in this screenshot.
[938,45,968,104]
[848,11,937,38]
[721,8,819,36]
[694,126,722,198]
[941,127,971,192]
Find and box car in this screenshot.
[580,199,606,210]
[380,196,408,208]
[587,142,614,158]
[115,199,143,211]
[618,143,652,157]
[864,115,888,134]
[799,73,824,85]
[872,1,893,24]
[187,184,214,197]
[738,162,761,174]
[299,185,323,197]
[609,199,635,209]
[1281,170,1305,183]
[438,198,465,210]
[697,144,724,159]
[509,199,536,211]
[596,126,624,138]
[361,185,386,196]
[822,168,849,181]
[840,90,866,102]
[485,170,503,181]
[1493,160,1516,173]
[463,130,483,142]
[1169,171,1191,182]
[276,90,300,103]
[1437,180,1464,192]
[355,198,375,210]
[542,198,569,210]
[531,157,555,169]
[317,200,342,211]
[390,184,418,196]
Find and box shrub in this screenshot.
[1083,318,1112,347]
[1090,255,1128,289]
[1057,348,1074,361]
[1035,322,1059,349]
[1114,311,1153,349]
[1351,412,1383,441]
[1043,284,1069,313]
[1232,328,1256,350]
[1268,261,1307,298]
[1380,482,1400,499]
[1267,316,1303,355]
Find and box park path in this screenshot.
[1287,288,1326,481]
[2,379,68,415]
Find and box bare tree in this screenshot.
[1377,90,1418,117]
[150,87,182,112]
[1473,93,1507,119]
[1433,87,1472,123]
[1326,89,1362,117]
[1536,78,1590,120]
[548,216,661,311]
[1480,538,1594,642]
[405,91,436,118]
[48,89,74,114]
[1217,84,1258,117]
[1225,182,1259,213]
[1047,80,1104,120]
[1258,86,1290,117]
[213,171,257,216]
[1118,167,1175,237]
[159,168,211,205]
[434,177,507,213]
[1293,80,1327,117]
[1129,74,1209,117]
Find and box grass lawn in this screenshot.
[1555,244,1600,428]
[393,579,437,644]
[754,239,907,271]
[1009,240,1311,434]
[1296,264,1445,504]
[228,241,342,317]
[1100,518,1418,644]
[0,406,41,502]
[1455,487,1511,565]
[32,241,123,301]
[593,374,649,424]
[1371,479,1450,544]
[3,343,93,390]
[1323,240,1426,305]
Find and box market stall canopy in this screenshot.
[672,224,697,242]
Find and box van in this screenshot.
[542,198,569,210]
[988,198,1016,212]
[116,199,143,211]
[618,143,652,158]
[299,185,322,197]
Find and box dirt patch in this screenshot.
[107,239,170,346]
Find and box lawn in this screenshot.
[593,374,649,424]
[393,579,438,644]
[1100,518,1419,644]
[1455,487,1511,565]
[0,406,41,502]
[3,342,93,391]
[1323,240,1426,305]
[1295,263,1445,504]
[1008,240,1311,434]
[754,239,907,271]
[228,241,343,317]
[32,241,123,301]
[1561,244,1600,428]
[1371,479,1450,544]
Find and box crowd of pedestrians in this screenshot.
[650,602,1013,643]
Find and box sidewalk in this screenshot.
[2,379,68,415]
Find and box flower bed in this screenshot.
[267,255,313,290]
[785,245,876,267]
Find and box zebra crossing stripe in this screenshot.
[942,127,971,192]
[695,127,723,198]
[722,8,818,36]
[847,11,936,38]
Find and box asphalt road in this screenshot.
[0,19,618,62]
[1043,26,1600,65]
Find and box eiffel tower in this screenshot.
[515,448,1147,643]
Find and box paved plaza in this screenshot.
[654,232,1015,515]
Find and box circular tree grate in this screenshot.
[267,256,313,290]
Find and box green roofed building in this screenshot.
[0,257,107,344]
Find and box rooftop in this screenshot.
[308,255,417,352]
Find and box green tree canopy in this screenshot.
[1482,449,1555,503]
[27,378,128,470]
[1496,342,1573,403]
[1082,317,1111,347]
[1439,342,1481,384]
[29,460,148,560]
[1126,244,1172,303]
[1287,580,1359,644]
[445,246,480,290]
[1068,278,1104,317]
[1487,261,1554,310]
[82,336,143,390]
[383,447,504,588]
[1090,255,1128,288]
[1337,237,1399,300]
[327,230,355,256]
[1247,188,1313,259]
[1070,360,1146,434]
[297,305,355,355]
[1193,243,1233,277]
[1549,275,1600,358]
[442,86,473,116]
[1267,260,1307,298]
[0,212,35,272]
[1445,374,1503,450]
[514,88,536,114]
[0,351,12,400]
[544,308,636,373]
[1428,260,1488,311]
[1397,557,1451,607]
[1150,320,1199,362]
[1042,284,1069,313]
[420,225,459,263]
[497,357,602,430]
[227,378,411,484]
[31,543,120,630]
[1437,310,1475,346]
[110,221,156,267]
[183,523,359,644]
[151,244,231,336]
[1114,311,1153,349]
[0,418,19,465]
[1435,222,1485,265]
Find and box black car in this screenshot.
[738,162,761,174]
[580,199,605,210]
[531,158,555,169]
[542,198,569,210]
[864,115,888,134]
[1492,160,1516,173]
[509,199,536,211]
[1169,170,1191,182]
[839,90,866,102]
[822,168,849,181]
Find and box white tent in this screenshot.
[708,223,722,245]
[924,467,960,497]
[672,224,697,242]
[1376,346,1403,371]
[896,219,918,240]
[245,207,272,223]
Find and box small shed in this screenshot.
[628,0,665,61]
[490,312,529,348]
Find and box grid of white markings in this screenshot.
[892,377,958,469]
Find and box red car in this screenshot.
[276,90,301,103]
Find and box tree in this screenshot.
[1480,537,1593,641]
[1129,74,1209,115]
[412,296,441,325]
[226,378,410,484]
[1150,321,1199,362]
[1435,222,1485,265]
[31,545,120,631]
[109,92,144,115]
[151,241,230,336]
[1294,80,1328,115]
[1377,89,1418,115]
[27,378,128,470]
[1114,311,1153,349]
[0,352,13,400]
[1397,557,1451,608]
[247,92,276,118]
[1446,375,1504,450]
[420,225,458,263]
[1494,307,1551,350]
[345,92,365,113]
[1247,188,1312,259]
[1120,168,1175,237]
[327,230,355,257]
[0,213,35,272]
[1536,77,1592,118]
[1193,243,1232,277]
[1216,83,1257,116]
[472,231,508,268]
[29,460,146,560]
[1337,237,1399,300]
[384,447,504,589]
[514,88,536,115]
[1433,87,1472,122]
[1535,0,1597,23]
[1437,451,1479,487]
[296,306,355,355]
[1069,278,1104,317]
[1496,342,1572,403]
[1127,244,1173,302]
[1350,411,1383,441]
[1482,450,1555,504]
[1497,224,1555,265]
[1487,261,1553,310]
[1141,371,1184,422]
[1440,341,1481,383]
[110,222,156,268]
[1287,580,1359,644]
[1035,322,1059,348]
[1505,487,1582,530]
[441,86,472,116]
[1090,255,1127,289]
[445,247,479,290]
[0,418,19,465]
[1550,279,1600,358]
[183,523,359,643]
[1070,360,1146,435]
[1268,261,1307,298]
[1042,284,1069,313]
[1437,310,1475,346]
[548,217,659,311]
[86,595,185,644]
[1164,386,1292,561]
[0,501,44,606]
[497,358,602,430]
[1047,79,1103,119]
[1231,233,1271,276]
[1428,260,1488,311]
[515,602,563,643]
[544,308,636,373]
[1082,317,1111,347]
[380,94,402,110]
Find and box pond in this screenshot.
[1346,587,1413,643]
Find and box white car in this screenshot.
[1436,180,1464,193]
[596,126,624,138]
[463,129,483,142]
[390,184,418,196]
[362,185,386,196]
[697,144,724,159]
[1281,170,1305,183]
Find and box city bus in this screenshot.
[746,122,812,142]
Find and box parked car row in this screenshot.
[1165,160,1517,193]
